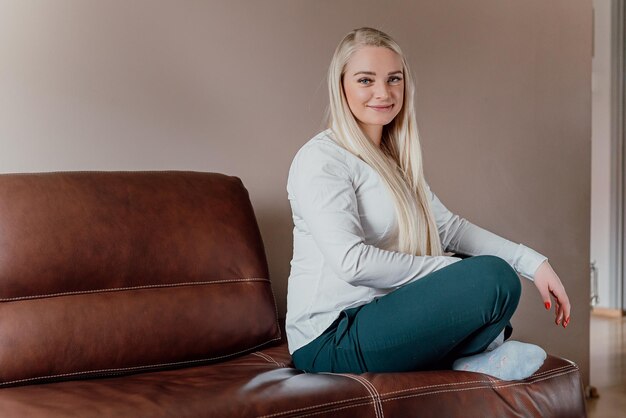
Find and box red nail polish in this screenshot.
[545,302,551,310]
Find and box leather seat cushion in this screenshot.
[0,342,586,418]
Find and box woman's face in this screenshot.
[342,46,404,140]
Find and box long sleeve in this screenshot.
[289,141,457,290]
[427,183,547,280]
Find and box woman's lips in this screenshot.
[368,104,393,112]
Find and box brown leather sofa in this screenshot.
[0,171,586,417]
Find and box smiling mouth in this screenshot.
[368,104,394,111]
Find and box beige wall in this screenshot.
[0,0,591,384]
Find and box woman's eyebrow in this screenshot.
[353,70,403,76]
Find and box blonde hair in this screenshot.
[324,27,443,256]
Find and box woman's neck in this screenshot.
[359,123,383,148]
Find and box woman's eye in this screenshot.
[358,78,372,85]
[389,76,403,83]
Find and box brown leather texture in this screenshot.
[0,342,586,418]
[0,172,270,297]
[0,172,280,386]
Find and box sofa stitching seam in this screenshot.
[349,374,384,418]
[251,352,285,367]
[380,368,578,402]
[326,373,381,418]
[0,278,271,301]
[376,363,577,396]
[262,352,287,368]
[0,336,281,387]
[251,352,276,366]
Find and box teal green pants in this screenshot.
[292,255,521,373]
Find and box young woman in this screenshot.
[285,27,571,381]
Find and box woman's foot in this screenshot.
[452,340,546,381]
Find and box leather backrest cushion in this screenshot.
[0,172,280,386]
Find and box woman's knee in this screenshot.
[470,255,521,301]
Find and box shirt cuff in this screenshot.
[515,244,548,281]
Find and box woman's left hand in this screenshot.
[533,260,571,328]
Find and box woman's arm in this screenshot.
[288,142,459,290]
[427,183,546,280]
[427,183,571,326]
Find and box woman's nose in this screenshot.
[374,83,390,99]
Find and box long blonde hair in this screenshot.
[325,27,443,256]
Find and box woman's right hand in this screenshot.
[533,260,571,328]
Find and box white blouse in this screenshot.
[285,129,547,354]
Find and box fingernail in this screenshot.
[545,302,551,310]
